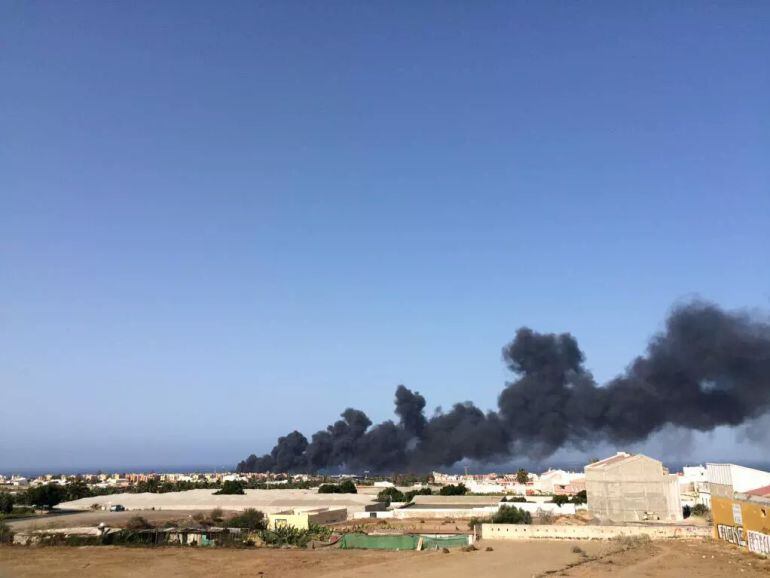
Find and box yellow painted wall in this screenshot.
[267,512,309,531]
[712,495,770,556]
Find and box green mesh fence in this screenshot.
[339,533,419,550]
[339,533,471,550]
[419,535,470,550]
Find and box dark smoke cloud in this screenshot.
[237,302,770,473]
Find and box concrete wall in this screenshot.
[480,524,710,541]
[586,456,682,522]
[309,508,347,526]
[388,502,577,520]
[392,506,499,519]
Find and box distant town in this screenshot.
[2,451,769,577]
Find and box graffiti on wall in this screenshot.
[717,524,746,547]
[747,530,770,556]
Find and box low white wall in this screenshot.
[481,524,711,541]
[512,502,577,516]
[378,502,577,520]
[393,507,498,519]
[353,511,395,519]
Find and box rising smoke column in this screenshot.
[237,301,770,473]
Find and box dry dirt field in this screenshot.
[1,538,768,578]
[562,538,770,577]
[6,511,212,532]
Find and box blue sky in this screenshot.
[1,1,769,471]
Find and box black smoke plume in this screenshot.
[237,302,770,473]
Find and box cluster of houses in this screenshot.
[0,471,300,491]
[432,469,585,496]
[4,454,769,558]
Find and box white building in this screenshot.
[706,463,770,510]
[535,470,585,494]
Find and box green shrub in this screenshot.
[376,487,405,503]
[0,493,14,515]
[571,490,587,504]
[551,494,570,506]
[692,504,710,516]
[468,516,491,529]
[228,509,266,531]
[214,480,245,495]
[404,487,432,502]
[261,526,311,547]
[439,484,467,496]
[318,481,357,494]
[492,505,532,525]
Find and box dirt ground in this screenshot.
[2,538,768,578]
[6,511,212,532]
[562,538,770,577]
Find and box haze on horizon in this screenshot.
[2,1,769,472]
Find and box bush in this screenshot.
[571,490,587,504]
[692,504,710,517]
[24,484,68,509]
[214,480,245,495]
[228,508,266,531]
[209,507,224,522]
[505,496,527,502]
[404,487,432,502]
[551,494,570,506]
[492,505,532,525]
[338,480,357,494]
[261,526,311,547]
[439,484,467,496]
[376,487,405,503]
[124,516,154,530]
[0,493,14,515]
[318,481,357,494]
[468,516,491,529]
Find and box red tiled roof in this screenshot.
[586,452,633,469]
[745,484,770,498]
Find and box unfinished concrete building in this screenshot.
[585,452,682,522]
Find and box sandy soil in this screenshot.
[562,538,770,577]
[1,538,767,578]
[0,541,610,578]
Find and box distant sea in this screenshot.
[4,459,770,478]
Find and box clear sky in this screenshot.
[2,1,769,471]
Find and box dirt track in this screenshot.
[1,538,768,577]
